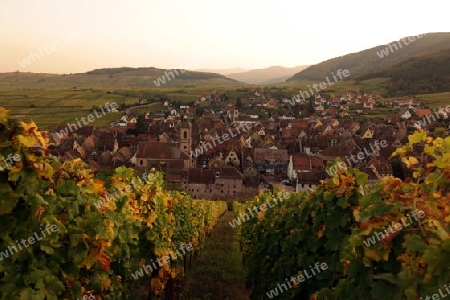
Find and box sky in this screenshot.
[0,0,448,74]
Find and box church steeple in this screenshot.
[180,118,192,165]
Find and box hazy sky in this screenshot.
[0,0,448,74]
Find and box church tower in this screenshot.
[179,118,192,166]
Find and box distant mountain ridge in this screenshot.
[287,32,450,81]
[194,68,249,75]
[225,65,310,84]
[0,67,243,89]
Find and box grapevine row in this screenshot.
[0,108,227,300]
[236,131,450,299]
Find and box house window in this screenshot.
[140,160,143,166]
[183,131,188,139]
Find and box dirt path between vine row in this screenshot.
[177,211,251,300]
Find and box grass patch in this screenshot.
[178,211,250,300]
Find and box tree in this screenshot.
[308,98,315,113]
[135,114,148,134]
[236,98,243,109]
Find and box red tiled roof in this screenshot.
[415,109,432,118]
[292,155,324,170]
[136,141,181,159]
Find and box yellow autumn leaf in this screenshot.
[353,207,361,222]
[364,247,381,262]
[408,156,419,165]
[19,121,48,147]
[101,278,111,291]
[140,193,148,202]
[332,177,340,186]
[146,212,158,228]
[390,147,405,158]
[167,214,175,223]
[20,121,37,133]
[402,156,419,168]
[17,135,38,147]
[430,219,450,240]
[317,226,326,238]
[39,163,54,180]
[81,247,98,270]
[257,211,266,221]
[444,136,450,151]
[155,248,170,257]
[0,107,9,123]
[408,131,427,144]
[362,225,373,236]
[92,181,106,194]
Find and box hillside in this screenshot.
[0,67,244,90]
[287,32,450,81]
[226,65,310,85]
[357,48,450,96]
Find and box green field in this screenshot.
[0,87,245,130]
[415,92,450,108]
[0,70,448,132]
[270,77,391,96]
[0,89,131,130]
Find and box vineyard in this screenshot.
[1,104,450,300]
[235,131,450,299]
[0,108,227,299]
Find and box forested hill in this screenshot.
[357,48,450,95]
[287,32,450,81]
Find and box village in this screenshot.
[48,88,450,200]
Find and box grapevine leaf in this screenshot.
[408,131,427,144]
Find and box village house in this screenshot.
[286,154,324,181]
[184,167,246,200]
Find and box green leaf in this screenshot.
[0,194,19,215]
[425,172,441,185]
[355,171,368,185]
[373,273,401,285]
[40,244,55,255]
[403,234,427,252]
[35,193,49,206]
[371,279,401,300]
[336,198,348,208]
[19,288,35,299]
